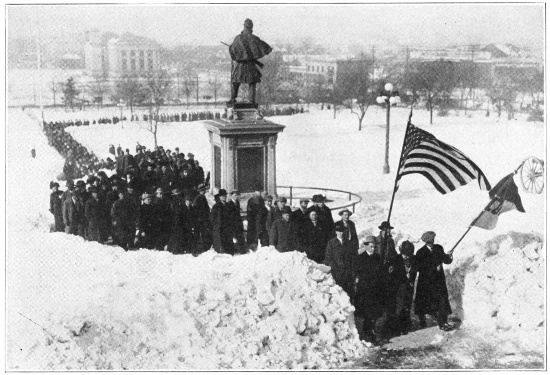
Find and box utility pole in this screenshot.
[36,31,44,126]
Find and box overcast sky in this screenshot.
[7,3,545,50]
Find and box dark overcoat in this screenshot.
[85,197,101,242]
[303,220,330,263]
[334,219,359,251]
[269,218,295,252]
[353,251,384,321]
[62,196,85,236]
[50,190,64,232]
[414,244,453,317]
[324,237,355,297]
[229,29,272,84]
[167,196,192,254]
[210,201,236,254]
[246,195,267,246]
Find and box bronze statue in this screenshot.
[227,19,272,106]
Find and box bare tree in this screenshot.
[62,77,79,112]
[182,69,197,108]
[337,59,377,131]
[143,71,172,148]
[207,71,224,104]
[114,75,147,116]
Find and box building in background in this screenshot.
[85,30,162,79]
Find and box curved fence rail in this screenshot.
[276,185,363,213]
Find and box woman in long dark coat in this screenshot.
[414,231,454,331]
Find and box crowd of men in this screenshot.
[324,226,454,345]
[43,120,109,180]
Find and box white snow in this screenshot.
[7,104,546,369]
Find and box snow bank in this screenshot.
[8,236,366,370]
[461,232,545,353]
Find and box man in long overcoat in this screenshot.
[414,231,454,331]
[354,236,384,343]
[63,190,86,237]
[324,223,355,297]
[246,190,266,250]
[303,211,330,263]
[227,190,245,254]
[136,192,156,249]
[228,18,272,104]
[269,206,295,252]
[167,189,192,254]
[210,189,236,254]
[152,187,172,250]
[334,209,359,252]
[111,191,136,250]
[49,182,64,232]
[85,187,102,242]
[395,240,417,335]
[192,184,212,253]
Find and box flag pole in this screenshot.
[448,172,516,255]
[448,197,497,255]
[386,99,415,223]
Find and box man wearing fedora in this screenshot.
[167,188,192,254]
[414,231,454,331]
[306,194,335,233]
[303,210,331,263]
[334,209,359,253]
[376,221,402,339]
[324,223,355,297]
[246,189,267,250]
[210,189,236,254]
[353,236,384,344]
[111,191,135,250]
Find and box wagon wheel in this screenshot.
[519,157,544,194]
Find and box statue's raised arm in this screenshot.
[227,19,272,106]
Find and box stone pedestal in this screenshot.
[204,104,285,195]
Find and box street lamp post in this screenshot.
[117,99,125,129]
[377,83,400,174]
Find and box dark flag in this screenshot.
[471,173,525,230]
[395,123,491,194]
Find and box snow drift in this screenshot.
[461,232,545,353]
[8,235,367,370]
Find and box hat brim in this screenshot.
[378,225,394,230]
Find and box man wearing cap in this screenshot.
[414,231,454,331]
[335,209,359,252]
[324,223,355,297]
[210,189,236,254]
[290,197,310,251]
[353,236,384,344]
[193,184,212,253]
[49,182,64,232]
[85,187,102,242]
[228,19,273,105]
[269,206,295,252]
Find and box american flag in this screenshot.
[395,123,491,194]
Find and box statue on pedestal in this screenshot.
[227,18,272,106]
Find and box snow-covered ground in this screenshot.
[7,104,546,369]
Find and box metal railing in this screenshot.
[276,185,362,213]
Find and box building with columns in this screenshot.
[85,30,162,79]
